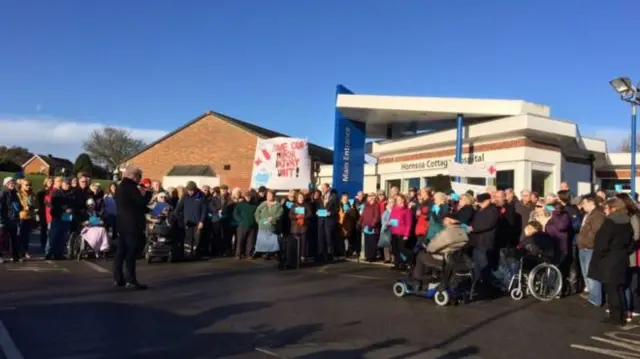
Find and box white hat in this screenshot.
[3,177,14,186]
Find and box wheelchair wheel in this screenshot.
[434,290,450,306]
[527,263,562,302]
[510,288,524,301]
[392,282,407,298]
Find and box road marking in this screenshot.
[6,266,68,273]
[82,261,109,273]
[255,347,286,358]
[316,265,382,280]
[0,320,24,359]
[571,331,640,358]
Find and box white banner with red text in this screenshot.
[250,137,311,190]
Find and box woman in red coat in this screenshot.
[359,193,381,262]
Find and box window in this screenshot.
[496,170,514,190]
[386,179,401,194]
[531,170,552,196]
[403,177,421,192]
[601,179,630,191]
[423,175,452,193]
[466,177,486,186]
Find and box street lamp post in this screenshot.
[609,77,640,200]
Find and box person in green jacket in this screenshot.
[254,190,283,258]
[233,189,257,259]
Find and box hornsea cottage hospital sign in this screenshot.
[400,154,485,171]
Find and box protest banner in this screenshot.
[450,181,487,195]
[250,137,311,190]
[449,162,497,178]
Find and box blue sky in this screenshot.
[0,0,639,158]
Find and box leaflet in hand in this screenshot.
[294,207,305,215]
[317,209,328,217]
[389,218,399,227]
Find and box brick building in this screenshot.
[120,111,333,189]
[22,154,73,176]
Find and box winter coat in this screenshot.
[545,210,572,255]
[455,205,475,225]
[468,205,499,250]
[0,189,21,227]
[175,190,207,226]
[426,203,449,241]
[378,209,392,247]
[588,212,636,285]
[289,202,314,235]
[389,205,413,238]
[426,225,468,261]
[358,201,381,229]
[338,203,358,239]
[515,201,535,232]
[254,201,283,232]
[18,189,36,221]
[233,200,257,228]
[577,207,606,250]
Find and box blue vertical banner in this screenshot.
[333,84,366,197]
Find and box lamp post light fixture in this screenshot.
[609,77,640,200]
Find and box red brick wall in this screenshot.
[126,114,258,189]
[23,157,50,175]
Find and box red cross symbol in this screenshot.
[488,165,497,175]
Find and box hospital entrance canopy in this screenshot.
[336,93,551,138]
[331,85,552,196]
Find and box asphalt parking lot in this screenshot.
[0,255,637,359]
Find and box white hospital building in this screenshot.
[318,93,636,196]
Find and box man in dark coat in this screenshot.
[494,190,520,249]
[469,193,499,289]
[317,183,338,262]
[174,181,206,258]
[515,190,535,238]
[114,167,151,290]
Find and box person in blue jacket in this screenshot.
[174,181,206,259]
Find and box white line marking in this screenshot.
[255,347,286,358]
[0,320,25,359]
[82,261,109,273]
[45,260,54,265]
[340,274,382,280]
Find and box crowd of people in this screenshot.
[1,168,639,325]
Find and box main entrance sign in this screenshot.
[333,85,365,196]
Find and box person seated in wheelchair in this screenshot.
[494,221,557,290]
[409,214,470,290]
[146,192,172,238]
[79,198,110,254]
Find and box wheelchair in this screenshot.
[508,253,563,302]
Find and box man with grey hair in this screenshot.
[515,189,535,238]
[114,167,151,290]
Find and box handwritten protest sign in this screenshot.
[250,137,311,190]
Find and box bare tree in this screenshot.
[82,127,146,169]
[618,135,640,152]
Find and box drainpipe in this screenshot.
[589,154,595,193]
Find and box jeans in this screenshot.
[473,247,493,286]
[19,220,32,255]
[46,218,70,258]
[578,249,602,306]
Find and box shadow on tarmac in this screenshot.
[0,300,324,359]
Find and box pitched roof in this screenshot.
[40,154,73,168]
[23,154,73,169]
[121,111,334,165]
[166,165,215,177]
